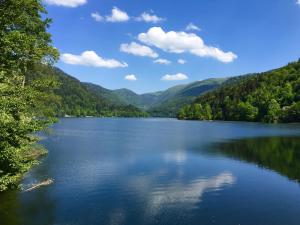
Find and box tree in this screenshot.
[237,101,258,121]
[264,99,281,123]
[193,104,203,120]
[178,60,300,123]
[0,0,59,191]
[203,104,212,120]
[280,83,293,106]
[178,107,187,120]
[282,102,300,122]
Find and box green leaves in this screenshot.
[178,60,300,123]
[0,0,59,191]
[0,0,59,73]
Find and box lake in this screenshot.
[1,118,300,225]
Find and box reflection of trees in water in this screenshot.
[20,189,56,225]
[0,188,56,225]
[217,136,300,183]
[0,154,55,225]
[0,191,22,225]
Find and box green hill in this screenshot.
[29,64,220,118]
[113,88,150,108]
[147,78,227,117]
[28,61,300,121]
[83,82,124,106]
[178,60,300,123]
[111,78,227,117]
[27,65,147,117]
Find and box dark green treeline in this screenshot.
[179,60,300,123]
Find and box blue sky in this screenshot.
[44,0,300,94]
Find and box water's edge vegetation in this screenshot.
[0,0,59,191]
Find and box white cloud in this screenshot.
[125,74,137,81]
[61,51,128,68]
[186,23,201,31]
[138,27,237,63]
[178,59,186,64]
[120,42,158,58]
[91,12,103,22]
[106,7,129,22]
[154,58,171,65]
[161,73,188,81]
[297,0,300,5]
[44,0,86,7]
[136,12,164,23]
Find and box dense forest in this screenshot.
[178,60,300,123]
[28,64,147,118]
[27,65,227,118]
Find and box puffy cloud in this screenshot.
[177,59,186,64]
[154,58,171,65]
[91,12,103,22]
[106,7,129,22]
[61,51,128,68]
[136,12,164,23]
[120,42,158,58]
[138,27,237,63]
[297,0,300,5]
[186,23,201,31]
[44,0,86,7]
[125,74,137,81]
[161,73,188,81]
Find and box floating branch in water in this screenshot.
[24,179,54,192]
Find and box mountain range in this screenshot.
[29,64,231,117]
[28,60,300,120]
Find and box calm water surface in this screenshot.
[1,118,300,225]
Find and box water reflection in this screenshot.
[147,172,235,211]
[0,191,22,225]
[0,187,55,225]
[2,119,300,225]
[0,155,55,225]
[164,151,187,165]
[216,136,300,183]
[21,189,56,225]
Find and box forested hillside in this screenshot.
[28,64,147,117]
[148,78,227,117]
[28,64,226,118]
[178,60,300,123]
[113,88,160,109]
[112,78,227,117]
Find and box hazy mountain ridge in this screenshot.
[110,78,228,116]
[146,78,228,116]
